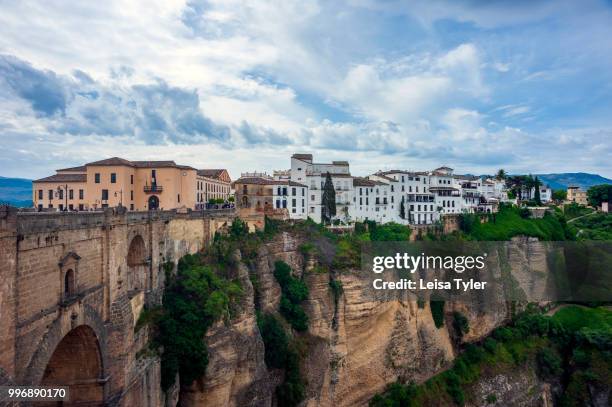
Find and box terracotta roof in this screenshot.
[198,169,226,179]
[34,174,87,183]
[353,177,377,187]
[235,177,285,185]
[454,174,479,181]
[372,173,397,182]
[378,170,419,176]
[132,160,176,168]
[84,157,195,170]
[86,157,135,167]
[332,161,349,166]
[292,153,313,161]
[56,165,86,173]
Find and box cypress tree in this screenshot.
[321,172,336,224]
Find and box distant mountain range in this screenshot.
[1,172,611,208]
[534,173,612,191]
[0,176,32,207]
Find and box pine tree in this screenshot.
[321,172,336,224]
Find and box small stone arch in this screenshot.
[127,235,147,292]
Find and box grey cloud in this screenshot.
[0,54,67,116]
[238,121,292,145]
[1,54,232,145]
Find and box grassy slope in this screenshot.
[466,206,568,241]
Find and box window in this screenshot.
[111,173,116,183]
[302,189,305,196]
[95,173,100,183]
[282,200,287,208]
[130,204,134,210]
[292,198,296,207]
[64,269,75,298]
[58,189,63,200]
[79,189,84,199]
[48,204,53,209]
[152,169,156,178]
[69,204,74,210]
[276,199,281,208]
[69,189,73,200]
[131,190,134,200]
[178,194,181,203]
[292,187,296,196]
[59,204,64,211]
[38,189,43,199]
[131,174,134,184]
[79,204,84,211]
[37,204,43,210]
[102,189,108,200]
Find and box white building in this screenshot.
[273,154,511,225]
[289,154,353,223]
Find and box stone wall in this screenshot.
[0,206,235,406]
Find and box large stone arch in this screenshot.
[23,304,109,401]
[40,325,104,405]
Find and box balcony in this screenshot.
[144,185,163,193]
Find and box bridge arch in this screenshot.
[40,325,104,405]
[127,234,147,291]
[24,305,109,404]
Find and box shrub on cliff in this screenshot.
[157,258,242,390]
[258,312,306,407]
[273,261,309,331]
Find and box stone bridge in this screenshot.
[0,206,235,406]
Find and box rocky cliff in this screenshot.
[178,232,559,407]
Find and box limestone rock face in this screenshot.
[180,259,272,407]
[180,232,559,407]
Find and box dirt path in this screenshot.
[567,210,597,224]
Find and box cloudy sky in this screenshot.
[1,0,611,179]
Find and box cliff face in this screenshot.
[179,233,553,407]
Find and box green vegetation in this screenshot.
[274,261,309,331]
[570,212,612,240]
[157,253,243,390]
[370,305,612,406]
[369,221,412,241]
[257,313,305,406]
[460,204,572,241]
[321,171,336,224]
[563,202,593,220]
[586,184,612,207]
[552,189,567,202]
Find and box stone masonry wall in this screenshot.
[0,206,235,406]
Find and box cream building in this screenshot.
[196,169,232,208]
[566,186,588,206]
[33,157,230,212]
